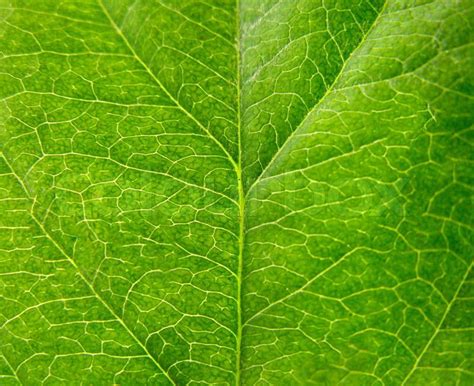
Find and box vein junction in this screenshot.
[0,0,473,385]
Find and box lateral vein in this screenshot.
[401,261,473,385]
[1,154,177,386]
[246,0,388,196]
[97,0,238,171]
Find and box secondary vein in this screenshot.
[97,0,238,172]
[1,154,177,386]
[2,354,22,385]
[401,261,473,385]
[245,0,388,197]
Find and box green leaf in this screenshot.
[0,0,472,385]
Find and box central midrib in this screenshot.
[235,0,245,383]
[98,1,388,383]
[99,1,246,384]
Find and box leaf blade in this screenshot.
[0,1,472,385]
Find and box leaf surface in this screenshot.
[0,0,472,385]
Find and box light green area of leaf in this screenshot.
[0,0,472,385]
